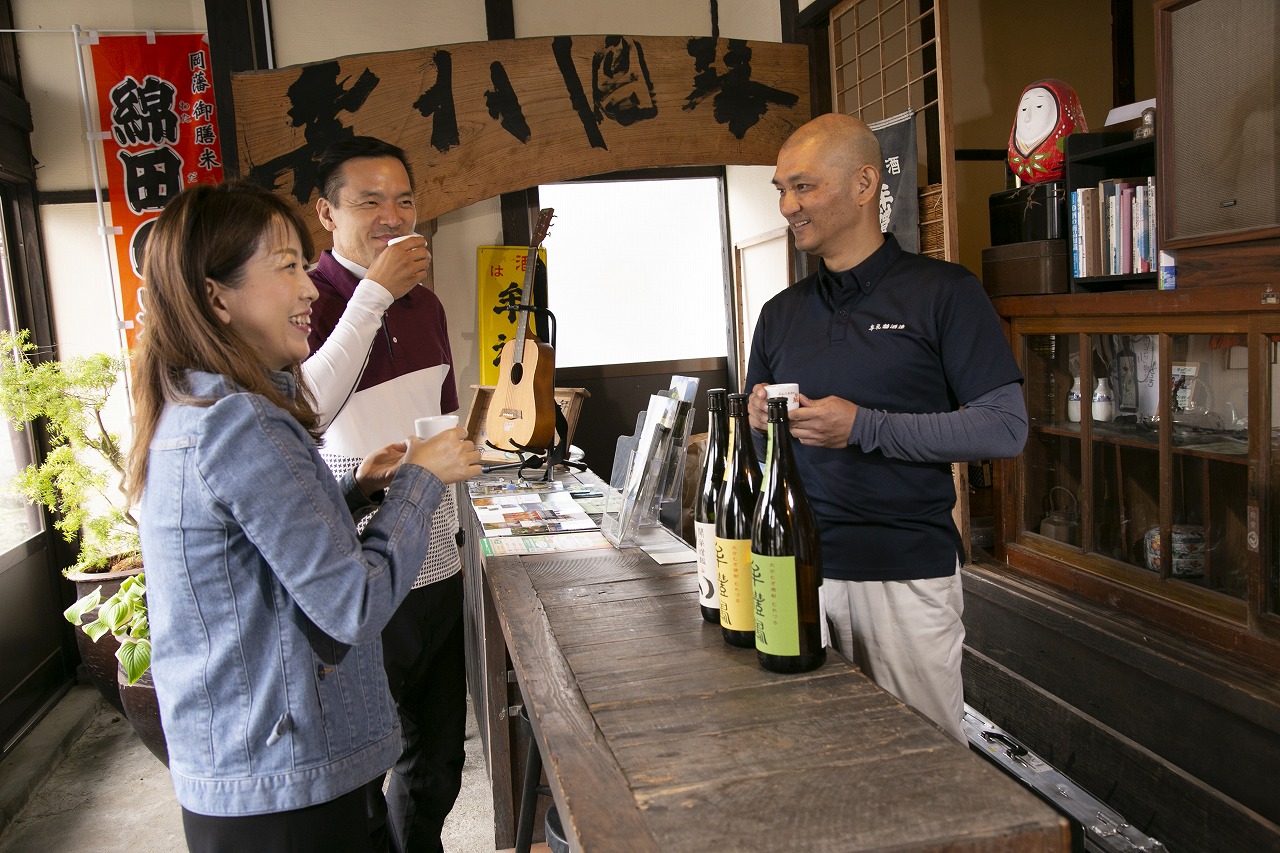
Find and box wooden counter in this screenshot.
[462,485,1070,851]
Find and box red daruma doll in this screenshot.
[1007,78,1088,183]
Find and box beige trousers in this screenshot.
[824,562,966,742]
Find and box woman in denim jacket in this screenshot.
[125,182,481,852]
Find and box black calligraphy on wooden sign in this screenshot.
[231,34,808,242]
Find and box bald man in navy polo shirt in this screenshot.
[745,113,1027,742]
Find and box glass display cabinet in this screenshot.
[992,288,1280,665]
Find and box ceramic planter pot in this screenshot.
[1143,524,1206,577]
[66,565,144,713]
[118,665,167,766]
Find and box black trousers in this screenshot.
[183,782,377,853]
[368,572,467,853]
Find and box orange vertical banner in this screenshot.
[89,34,225,348]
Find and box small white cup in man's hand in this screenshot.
[763,383,801,411]
[414,414,459,440]
[387,234,423,247]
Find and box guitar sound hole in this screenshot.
[510,363,524,385]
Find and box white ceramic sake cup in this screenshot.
[414,414,459,441]
[763,382,801,411]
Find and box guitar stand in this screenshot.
[482,304,587,481]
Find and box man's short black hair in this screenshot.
[316,136,415,201]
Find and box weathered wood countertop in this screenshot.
[484,542,1070,852]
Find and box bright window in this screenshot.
[538,178,729,368]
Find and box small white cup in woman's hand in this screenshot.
[414,414,458,440]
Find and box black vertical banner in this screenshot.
[869,110,919,254]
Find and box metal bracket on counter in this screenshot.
[963,705,1167,853]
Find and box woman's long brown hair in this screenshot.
[126,181,319,503]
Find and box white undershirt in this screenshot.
[302,251,460,587]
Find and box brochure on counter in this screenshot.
[470,485,598,537]
[479,531,614,557]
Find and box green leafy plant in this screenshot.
[0,329,147,682]
[0,329,138,573]
[62,572,150,684]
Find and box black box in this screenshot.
[989,181,1067,246]
[981,240,1070,298]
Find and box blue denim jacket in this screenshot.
[139,369,442,816]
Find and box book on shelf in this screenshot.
[1147,177,1157,272]
[1070,190,1081,277]
[1133,184,1149,274]
[1130,178,1159,274]
[1079,186,1100,277]
[1119,185,1134,275]
[1096,181,1110,275]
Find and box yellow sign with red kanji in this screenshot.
[476,245,546,386]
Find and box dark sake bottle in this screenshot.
[715,392,762,648]
[750,398,826,673]
[694,389,729,624]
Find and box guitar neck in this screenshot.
[507,207,554,369]
[512,249,538,360]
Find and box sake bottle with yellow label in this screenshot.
[750,397,825,673]
[715,392,761,648]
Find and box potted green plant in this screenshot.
[59,570,165,764]
[0,329,145,707]
[59,571,149,687]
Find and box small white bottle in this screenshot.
[1066,376,1082,423]
[1092,378,1114,422]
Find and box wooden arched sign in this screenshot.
[231,34,809,243]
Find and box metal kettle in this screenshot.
[1039,486,1079,545]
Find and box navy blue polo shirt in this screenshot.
[744,233,1021,582]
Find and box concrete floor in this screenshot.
[0,683,513,853]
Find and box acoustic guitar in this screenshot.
[487,208,556,451]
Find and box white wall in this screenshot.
[17,1,207,193]
[269,1,486,67]
[16,0,207,362]
[513,3,711,37]
[14,1,209,452]
[726,164,786,243]
[16,0,789,427]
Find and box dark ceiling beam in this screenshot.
[205,0,272,180]
[1111,0,1136,107]
[781,0,828,119]
[486,0,534,250]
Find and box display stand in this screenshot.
[483,303,588,482]
[601,377,698,547]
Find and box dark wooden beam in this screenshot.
[485,0,514,41]
[1112,0,1136,108]
[485,0,544,333]
[205,0,272,179]
[782,0,825,283]
[38,189,104,205]
[781,0,828,119]
[919,0,941,186]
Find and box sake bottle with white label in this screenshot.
[750,397,826,673]
[715,392,761,648]
[693,388,728,623]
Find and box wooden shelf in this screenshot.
[1071,272,1158,293]
[1032,420,1250,463]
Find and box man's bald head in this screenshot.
[780,113,883,182]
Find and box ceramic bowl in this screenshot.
[1143,524,1205,577]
